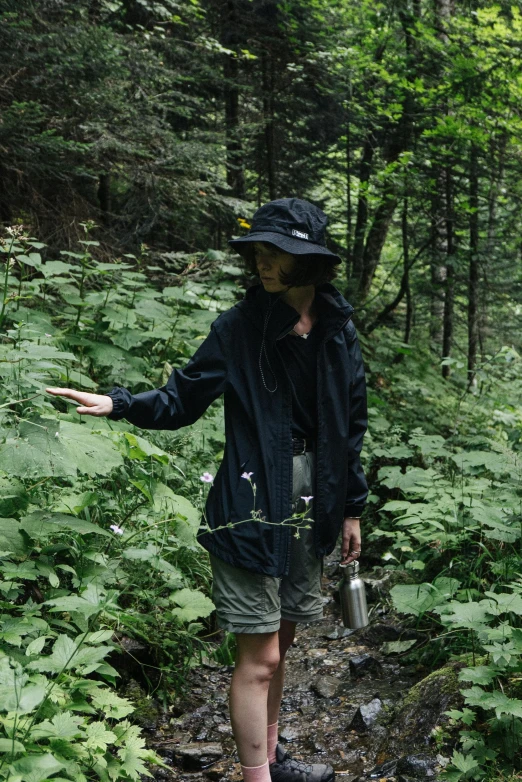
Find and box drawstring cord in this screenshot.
[258,292,286,393]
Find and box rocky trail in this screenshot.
[130,547,463,782]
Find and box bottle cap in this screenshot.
[339,560,359,576]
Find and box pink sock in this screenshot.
[241,759,270,782]
[267,722,279,765]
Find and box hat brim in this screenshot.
[228,231,341,264]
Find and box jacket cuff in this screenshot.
[105,387,129,421]
[344,503,365,518]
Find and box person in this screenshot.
[46,197,368,782]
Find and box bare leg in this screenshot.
[267,619,297,725]
[229,631,281,767]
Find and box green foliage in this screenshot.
[0,226,248,777]
[364,332,522,777]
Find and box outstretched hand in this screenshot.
[45,387,114,417]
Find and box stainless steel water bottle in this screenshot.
[339,560,369,629]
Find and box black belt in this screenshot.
[292,437,314,455]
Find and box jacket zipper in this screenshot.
[275,329,295,577]
[275,311,353,575]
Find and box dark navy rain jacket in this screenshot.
[107,282,368,577]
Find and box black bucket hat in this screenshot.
[229,197,341,264]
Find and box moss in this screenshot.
[121,679,159,727]
[383,661,466,755]
[401,663,462,709]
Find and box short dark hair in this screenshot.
[235,242,340,287]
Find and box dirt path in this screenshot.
[142,546,451,781]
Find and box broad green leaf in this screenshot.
[0,738,25,753]
[451,450,515,477]
[381,639,417,654]
[435,600,497,628]
[43,584,113,620]
[0,682,46,714]
[379,500,412,514]
[1,561,37,582]
[91,690,134,719]
[32,712,84,740]
[390,584,448,616]
[26,637,49,656]
[0,477,29,517]
[84,721,117,751]
[10,752,65,781]
[0,518,28,556]
[151,483,200,543]
[458,666,499,685]
[169,588,215,622]
[450,751,480,774]
[0,418,123,478]
[27,634,77,673]
[20,511,112,539]
[52,491,98,515]
[377,465,437,492]
[59,421,124,476]
[13,344,76,362]
[484,591,522,615]
[445,708,476,726]
[461,686,522,718]
[408,432,448,456]
[0,418,71,478]
[82,629,114,645]
[123,432,169,463]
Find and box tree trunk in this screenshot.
[262,52,276,200]
[345,97,353,281]
[403,195,412,345]
[359,185,398,301]
[442,166,455,379]
[481,132,507,361]
[222,1,245,200]
[467,144,479,390]
[431,0,454,362]
[351,134,375,284]
[98,173,111,218]
[429,177,447,347]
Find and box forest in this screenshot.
[1,0,522,780]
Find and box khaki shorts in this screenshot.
[209,451,323,634]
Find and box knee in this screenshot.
[243,649,281,685]
[257,649,281,681]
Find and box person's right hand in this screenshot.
[46,387,114,417]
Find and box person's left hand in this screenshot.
[340,517,361,565]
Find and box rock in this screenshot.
[311,675,341,698]
[396,755,437,778]
[356,622,419,647]
[322,625,356,640]
[382,662,465,755]
[349,654,383,677]
[279,725,299,742]
[337,750,365,774]
[349,698,383,731]
[120,679,159,730]
[175,742,223,770]
[205,760,238,781]
[308,648,328,658]
[369,758,398,778]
